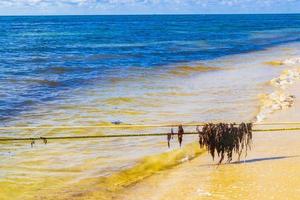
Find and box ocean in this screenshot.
[1,14,300,199]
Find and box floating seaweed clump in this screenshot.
[196,123,253,164]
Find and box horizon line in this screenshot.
[1,12,300,17]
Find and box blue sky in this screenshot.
[0,0,300,15]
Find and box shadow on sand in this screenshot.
[197,155,300,167]
[231,155,300,164]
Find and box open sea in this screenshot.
[1,14,300,199]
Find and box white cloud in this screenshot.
[0,0,299,14]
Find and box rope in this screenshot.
[1,122,300,131]
[0,132,195,142]
[253,127,300,132]
[0,123,206,130]
[1,127,300,143]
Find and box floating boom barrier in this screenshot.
[2,121,300,130]
[1,122,300,142]
[2,122,300,163]
[0,127,299,142]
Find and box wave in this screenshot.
[34,66,95,75]
[265,56,300,67]
[256,91,295,122]
[282,57,300,65]
[24,78,61,87]
[270,69,300,89]
[146,91,195,97]
[35,66,72,75]
[169,65,221,76]
[28,57,49,63]
[65,143,205,200]
[104,97,135,105]
[30,143,204,200]
[265,61,284,66]
[86,54,125,61]
[255,67,300,122]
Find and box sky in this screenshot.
[0,0,300,15]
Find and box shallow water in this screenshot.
[1,15,300,199]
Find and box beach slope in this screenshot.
[115,82,300,200]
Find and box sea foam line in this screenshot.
[256,57,300,122]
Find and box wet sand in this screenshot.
[115,82,300,200]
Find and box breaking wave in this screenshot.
[36,143,204,200]
[256,57,300,122]
[101,143,203,190]
[169,65,221,76]
[256,91,295,122]
[265,57,300,67]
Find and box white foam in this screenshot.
[270,69,300,89]
[283,57,300,65]
[255,91,295,122]
[180,155,193,163]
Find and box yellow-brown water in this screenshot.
[0,142,203,200]
[2,43,300,199]
[169,65,221,76]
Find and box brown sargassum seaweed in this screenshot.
[168,123,253,164]
[197,123,253,164]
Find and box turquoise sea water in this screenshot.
[1,14,300,199]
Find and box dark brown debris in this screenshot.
[197,123,253,164]
[178,125,184,147]
[167,129,172,148]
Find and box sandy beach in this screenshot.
[113,80,300,200]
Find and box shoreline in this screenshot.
[115,130,300,200]
[38,47,300,199]
[112,63,300,200]
[114,113,300,200]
